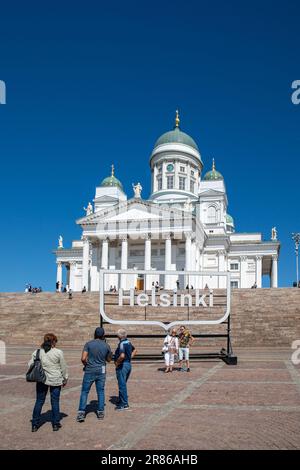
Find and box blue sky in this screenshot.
[0,0,299,291]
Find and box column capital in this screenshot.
[256,255,263,260]
[218,250,226,257]
[70,260,76,266]
[162,233,172,240]
[272,254,278,261]
[240,255,247,262]
[120,234,128,242]
[56,261,62,267]
[141,233,151,240]
[185,232,192,241]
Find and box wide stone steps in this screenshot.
[0,288,300,349]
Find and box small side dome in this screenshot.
[226,213,235,233]
[100,164,123,191]
[226,213,234,226]
[203,159,224,181]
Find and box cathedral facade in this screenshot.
[54,112,280,291]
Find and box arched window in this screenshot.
[207,206,217,223]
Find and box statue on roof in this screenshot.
[184,198,192,211]
[132,182,142,199]
[271,227,277,241]
[58,235,63,249]
[84,202,93,216]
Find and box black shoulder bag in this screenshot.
[26,349,46,383]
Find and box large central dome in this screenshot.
[153,110,199,151]
[154,126,199,151]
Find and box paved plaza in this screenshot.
[1,346,300,450]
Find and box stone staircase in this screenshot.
[0,289,299,351]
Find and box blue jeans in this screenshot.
[116,362,131,407]
[78,371,106,412]
[32,382,61,426]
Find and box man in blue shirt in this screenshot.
[114,329,137,411]
[77,327,112,422]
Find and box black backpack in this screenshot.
[26,349,46,383]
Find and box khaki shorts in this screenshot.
[179,347,189,361]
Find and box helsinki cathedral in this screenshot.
[54,111,280,291]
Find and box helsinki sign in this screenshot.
[118,288,214,308]
[99,269,231,331]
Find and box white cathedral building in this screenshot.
[54,112,280,291]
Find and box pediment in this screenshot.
[199,188,224,197]
[76,198,187,226]
[93,195,120,203]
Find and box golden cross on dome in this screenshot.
[175,109,180,128]
[212,158,216,171]
[111,164,115,176]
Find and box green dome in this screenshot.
[100,165,123,190]
[226,214,234,226]
[154,127,199,151]
[203,159,223,181]
[204,169,223,181]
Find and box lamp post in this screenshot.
[292,233,300,286]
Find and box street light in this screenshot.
[292,233,300,286]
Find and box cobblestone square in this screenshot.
[0,346,300,450]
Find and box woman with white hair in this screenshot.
[162,328,179,373]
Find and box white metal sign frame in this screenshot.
[99,269,231,331]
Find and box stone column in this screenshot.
[153,166,158,193]
[101,238,109,291]
[218,250,227,288]
[101,238,109,269]
[164,235,172,289]
[198,248,204,289]
[256,255,262,288]
[165,236,172,270]
[144,235,151,271]
[121,236,128,289]
[271,255,278,288]
[66,264,70,288]
[121,236,128,270]
[108,243,118,290]
[82,237,90,291]
[69,261,76,291]
[189,238,197,288]
[185,233,192,271]
[56,261,62,291]
[185,232,192,288]
[194,244,201,289]
[90,243,100,291]
[240,256,248,288]
[144,235,151,290]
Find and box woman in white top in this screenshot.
[163,328,179,373]
[29,333,68,432]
